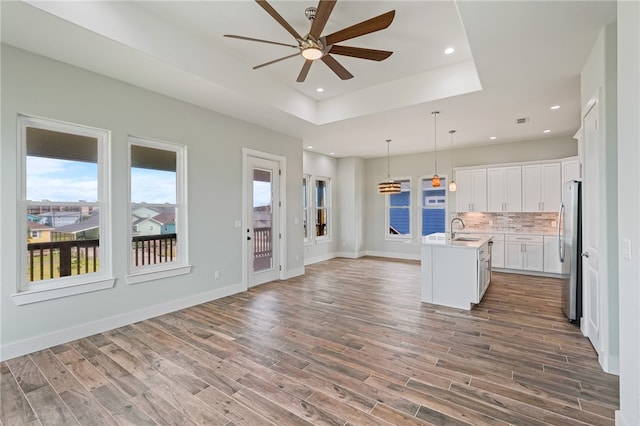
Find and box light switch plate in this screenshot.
[234,220,241,228]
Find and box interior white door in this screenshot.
[246,156,280,287]
[582,99,600,349]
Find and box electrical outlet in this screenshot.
[551,221,557,228]
[214,270,220,279]
[489,220,494,226]
[295,254,300,262]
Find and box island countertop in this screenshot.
[422,233,492,249]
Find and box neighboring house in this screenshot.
[152,208,176,235]
[51,214,100,241]
[38,211,83,228]
[132,217,164,236]
[131,206,160,220]
[27,214,45,224]
[26,221,53,243]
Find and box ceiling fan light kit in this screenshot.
[225,0,395,82]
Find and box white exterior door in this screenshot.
[245,154,282,288]
[582,100,601,351]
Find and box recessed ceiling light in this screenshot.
[329,152,335,155]
[307,145,313,149]
[489,136,497,140]
[543,129,551,133]
[316,88,324,93]
[550,105,560,110]
[444,47,455,55]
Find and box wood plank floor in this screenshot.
[1,257,619,425]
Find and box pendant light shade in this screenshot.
[431,111,441,187]
[378,139,402,195]
[448,129,457,192]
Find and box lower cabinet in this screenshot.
[490,234,505,268]
[504,234,544,272]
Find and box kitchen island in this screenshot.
[421,234,492,310]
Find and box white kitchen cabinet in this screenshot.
[504,234,544,272]
[487,166,522,212]
[456,168,487,212]
[490,234,505,268]
[561,157,580,185]
[543,235,562,273]
[421,238,492,309]
[522,163,561,212]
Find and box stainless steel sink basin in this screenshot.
[453,237,481,242]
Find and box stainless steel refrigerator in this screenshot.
[557,180,582,323]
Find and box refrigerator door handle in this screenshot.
[557,203,565,262]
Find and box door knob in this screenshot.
[581,251,590,258]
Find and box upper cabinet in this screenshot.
[522,163,561,212]
[561,157,580,185]
[456,168,487,212]
[487,166,522,212]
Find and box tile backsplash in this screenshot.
[454,212,558,234]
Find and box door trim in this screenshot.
[242,148,287,289]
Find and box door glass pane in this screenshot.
[253,168,273,272]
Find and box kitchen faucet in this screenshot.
[450,217,465,239]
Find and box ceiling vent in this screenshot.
[516,117,529,124]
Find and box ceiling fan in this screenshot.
[224,0,395,82]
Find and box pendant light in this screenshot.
[377,139,402,194]
[431,111,441,187]
[448,130,457,192]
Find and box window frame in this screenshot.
[14,114,114,305]
[303,174,311,244]
[314,176,331,242]
[126,135,190,284]
[385,177,413,241]
[419,175,450,237]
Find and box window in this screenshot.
[421,177,448,236]
[15,115,114,305]
[386,179,411,238]
[315,178,330,239]
[128,136,189,283]
[303,175,310,242]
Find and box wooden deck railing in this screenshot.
[27,239,99,281]
[132,233,177,266]
[27,233,179,281]
[253,227,272,260]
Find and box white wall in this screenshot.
[337,157,366,258]
[302,150,339,265]
[363,137,578,259]
[616,1,640,424]
[0,46,303,359]
[580,23,620,374]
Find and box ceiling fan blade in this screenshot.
[296,60,313,82]
[253,53,301,70]
[324,10,395,45]
[321,54,353,80]
[224,35,298,49]
[309,0,337,39]
[255,0,303,40]
[329,45,393,61]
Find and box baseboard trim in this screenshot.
[491,268,562,278]
[304,253,337,266]
[284,267,305,279]
[0,282,245,362]
[336,251,366,259]
[599,351,620,375]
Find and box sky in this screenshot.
[26,156,176,204]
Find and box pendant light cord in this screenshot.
[386,139,391,179]
[431,111,439,174]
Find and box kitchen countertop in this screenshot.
[422,233,492,249]
[455,229,556,236]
